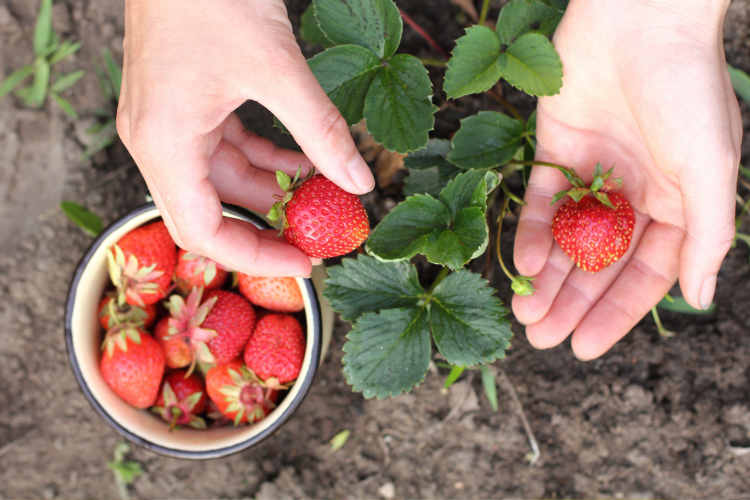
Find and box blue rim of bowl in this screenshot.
[64,202,322,460]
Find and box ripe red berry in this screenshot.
[269,170,369,258]
[243,313,305,385]
[552,192,635,273]
[100,326,166,409]
[237,274,304,313]
[174,249,229,295]
[152,370,207,430]
[202,290,256,365]
[107,221,177,306]
[205,359,278,425]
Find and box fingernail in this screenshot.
[699,274,717,310]
[311,257,323,266]
[346,155,375,192]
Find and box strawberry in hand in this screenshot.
[268,168,369,259]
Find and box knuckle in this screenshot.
[316,105,350,148]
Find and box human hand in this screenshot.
[511,0,743,359]
[116,0,375,278]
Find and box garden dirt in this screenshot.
[1,0,750,498]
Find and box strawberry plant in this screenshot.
[291,0,573,399]
[0,0,84,117]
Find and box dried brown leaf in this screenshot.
[351,121,383,163]
[449,0,478,22]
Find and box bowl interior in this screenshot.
[69,207,320,453]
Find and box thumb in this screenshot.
[677,156,738,310]
[253,51,375,195]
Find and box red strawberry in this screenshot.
[174,249,229,295]
[550,164,635,273]
[237,274,304,313]
[98,295,157,330]
[205,359,278,425]
[152,370,207,430]
[202,290,256,365]
[100,325,165,408]
[243,313,305,386]
[107,221,177,306]
[268,169,369,258]
[154,288,218,371]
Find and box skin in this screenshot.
[512,0,743,359]
[116,0,375,279]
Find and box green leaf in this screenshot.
[496,0,563,45]
[526,109,537,134]
[366,194,451,261]
[497,32,563,96]
[308,45,381,126]
[364,54,436,154]
[314,0,402,58]
[28,58,50,107]
[539,0,568,12]
[15,86,34,102]
[656,296,715,314]
[429,270,513,366]
[50,70,85,93]
[49,91,78,119]
[0,65,34,98]
[323,254,424,321]
[49,40,81,65]
[403,139,461,197]
[423,206,488,269]
[448,111,525,169]
[480,365,499,411]
[33,0,54,56]
[93,60,114,101]
[103,49,122,101]
[551,189,568,204]
[342,307,431,398]
[300,4,334,48]
[276,170,291,192]
[444,26,501,99]
[439,168,498,218]
[443,365,465,389]
[728,63,750,104]
[330,429,351,451]
[61,201,104,236]
[273,116,290,134]
[81,118,117,160]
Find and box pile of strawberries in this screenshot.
[98,220,307,429]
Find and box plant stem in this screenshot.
[500,180,526,206]
[424,266,450,298]
[495,198,515,282]
[418,57,448,68]
[398,8,449,60]
[498,368,541,466]
[486,86,525,124]
[651,307,674,338]
[507,159,576,178]
[478,0,491,26]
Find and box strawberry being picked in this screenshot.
[151,370,207,430]
[237,274,304,313]
[100,324,166,408]
[268,167,369,258]
[205,359,278,425]
[551,163,635,273]
[173,249,229,295]
[243,313,305,387]
[106,220,177,306]
[154,287,218,372]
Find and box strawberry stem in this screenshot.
[506,159,578,179]
[496,197,536,296]
[423,266,450,299]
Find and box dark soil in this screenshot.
[0,0,749,499]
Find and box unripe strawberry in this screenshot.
[100,326,165,408]
[243,313,305,385]
[268,169,369,258]
[237,274,304,313]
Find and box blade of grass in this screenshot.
[93,60,114,101]
[49,40,81,65]
[81,118,117,159]
[443,365,465,389]
[50,70,85,93]
[103,49,122,100]
[33,0,54,56]
[61,201,103,236]
[656,296,714,314]
[0,65,34,98]
[480,365,498,412]
[28,58,50,107]
[49,91,78,119]
[728,64,750,103]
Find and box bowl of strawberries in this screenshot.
[64,202,334,459]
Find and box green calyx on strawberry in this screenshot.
[550,162,623,208]
[101,322,144,358]
[217,365,277,426]
[163,286,218,375]
[106,244,165,307]
[267,166,311,232]
[151,381,206,431]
